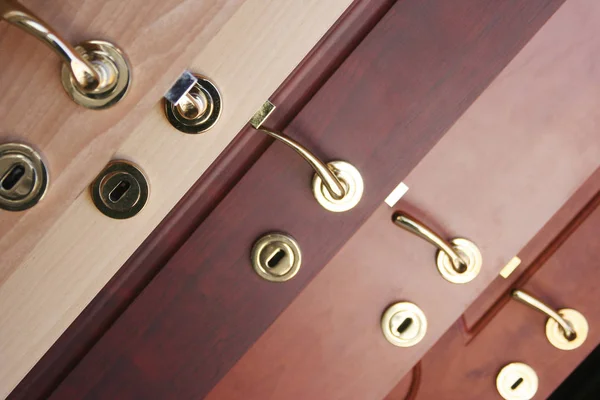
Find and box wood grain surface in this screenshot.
[462,168,600,331]
[385,190,600,400]
[205,0,600,394]
[0,0,356,396]
[46,0,570,398]
[0,0,244,281]
[7,1,398,398]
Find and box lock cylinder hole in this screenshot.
[108,180,131,203]
[511,377,524,390]
[267,249,286,268]
[1,164,26,191]
[397,317,413,335]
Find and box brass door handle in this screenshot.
[0,0,130,109]
[511,289,588,350]
[254,126,346,200]
[164,97,363,212]
[392,211,482,283]
[249,101,363,213]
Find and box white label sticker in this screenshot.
[384,182,409,207]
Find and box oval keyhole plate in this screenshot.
[496,362,538,400]
[0,143,49,212]
[251,233,301,282]
[91,160,149,219]
[381,302,428,347]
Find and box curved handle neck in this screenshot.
[392,212,468,273]
[257,127,346,200]
[511,289,577,341]
[1,0,100,91]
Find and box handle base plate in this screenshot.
[312,161,363,212]
[546,308,588,350]
[436,238,482,283]
[61,40,131,110]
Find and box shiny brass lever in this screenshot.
[511,289,587,350]
[249,101,363,212]
[2,0,100,91]
[0,0,130,108]
[511,289,576,340]
[253,126,346,201]
[393,212,467,273]
[392,211,482,283]
[250,102,345,200]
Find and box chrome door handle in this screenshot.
[250,101,363,213]
[511,289,588,350]
[392,211,482,283]
[1,0,130,109]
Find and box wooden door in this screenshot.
[0,0,357,396]
[6,0,600,399]
[385,174,600,399]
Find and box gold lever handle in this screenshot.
[254,127,346,200]
[391,211,482,284]
[0,0,130,109]
[392,212,467,273]
[2,0,104,91]
[511,289,588,350]
[249,102,345,200]
[248,101,363,212]
[511,289,576,340]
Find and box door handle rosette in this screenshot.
[1,0,130,109]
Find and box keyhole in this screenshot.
[511,377,524,390]
[108,180,131,203]
[267,249,286,268]
[1,164,25,190]
[397,318,413,335]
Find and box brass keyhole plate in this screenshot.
[546,308,588,350]
[496,362,538,400]
[0,143,49,211]
[312,161,363,212]
[61,40,131,109]
[436,238,482,284]
[381,302,427,347]
[164,74,222,134]
[251,233,301,282]
[90,160,149,219]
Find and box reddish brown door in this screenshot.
[386,176,600,400]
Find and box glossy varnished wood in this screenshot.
[385,190,600,400]
[462,168,600,331]
[206,1,600,397]
[48,0,566,398]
